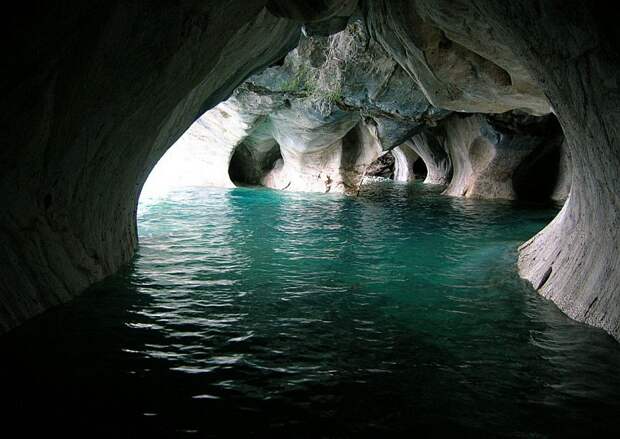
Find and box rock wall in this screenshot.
[365,151,396,180]
[163,14,446,195]
[268,103,361,193]
[363,0,550,115]
[0,2,302,332]
[365,0,620,339]
[440,112,563,200]
[550,142,572,202]
[392,145,419,182]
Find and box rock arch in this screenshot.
[0,2,305,332]
[1,0,619,341]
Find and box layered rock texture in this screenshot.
[364,0,619,339]
[164,16,447,195]
[1,1,306,332]
[2,1,619,341]
[401,132,452,185]
[441,112,564,200]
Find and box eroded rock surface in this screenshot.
[171,15,445,194]
[366,0,620,339]
[405,130,452,185]
[440,112,563,200]
[0,2,301,332]
[391,145,419,182]
[2,1,619,342]
[364,0,550,115]
[366,152,395,180]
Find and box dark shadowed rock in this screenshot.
[0,2,301,332]
[365,152,395,179]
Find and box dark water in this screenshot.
[2,182,620,438]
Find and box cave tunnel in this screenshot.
[228,141,284,187]
[2,1,620,437]
[412,158,428,181]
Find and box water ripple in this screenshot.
[2,182,620,437]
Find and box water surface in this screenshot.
[2,182,620,437]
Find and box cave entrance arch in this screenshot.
[228,141,283,187]
[1,1,619,343]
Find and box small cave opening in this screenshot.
[512,144,562,202]
[412,157,428,180]
[228,142,283,187]
[512,125,568,204]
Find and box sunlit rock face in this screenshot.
[186,88,286,189]
[268,105,372,194]
[172,15,445,194]
[259,29,436,191]
[440,112,563,200]
[405,131,452,185]
[391,145,419,182]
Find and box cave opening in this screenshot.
[3,2,620,437]
[412,157,428,180]
[228,141,283,187]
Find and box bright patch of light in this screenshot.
[140,130,217,201]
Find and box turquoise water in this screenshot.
[2,182,620,437]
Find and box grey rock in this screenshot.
[406,130,453,185]
[0,3,301,332]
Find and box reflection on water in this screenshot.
[1,182,620,437]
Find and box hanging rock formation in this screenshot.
[363,0,550,115]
